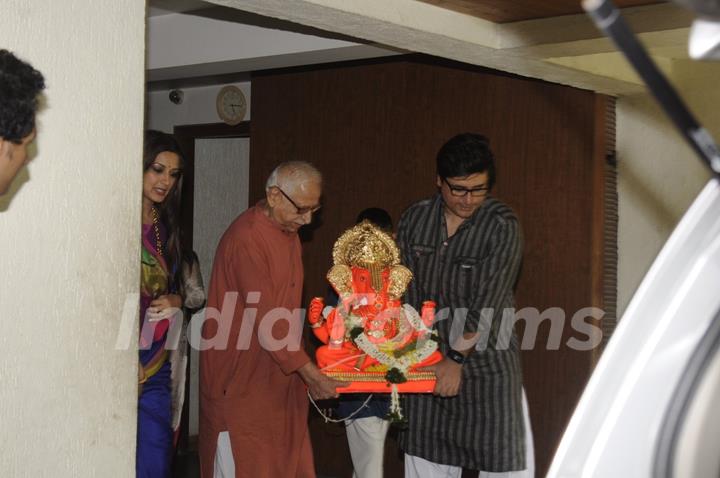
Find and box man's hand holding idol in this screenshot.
[298,362,348,400]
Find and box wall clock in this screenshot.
[215,85,246,125]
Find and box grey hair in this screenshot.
[265,161,322,192]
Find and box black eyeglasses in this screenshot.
[275,186,322,215]
[442,178,490,197]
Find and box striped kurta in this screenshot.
[397,194,526,471]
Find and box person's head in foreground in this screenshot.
[0,49,45,195]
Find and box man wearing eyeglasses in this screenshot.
[199,161,346,478]
[397,134,534,477]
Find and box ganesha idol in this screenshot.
[308,221,442,393]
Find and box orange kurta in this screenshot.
[199,202,313,478]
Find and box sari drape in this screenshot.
[137,223,173,478]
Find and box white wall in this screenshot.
[0,0,144,476]
[147,82,251,132]
[616,64,716,315]
[148,12,360,71]
[145,10,398,83]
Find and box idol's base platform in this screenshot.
[325,370,437,393]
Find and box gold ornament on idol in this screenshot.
[328,220,412,300]
[151,207,163,257]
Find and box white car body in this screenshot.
[548,178,720,477]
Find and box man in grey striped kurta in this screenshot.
[397,133,531,477]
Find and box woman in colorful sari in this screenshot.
[138,130,185,478]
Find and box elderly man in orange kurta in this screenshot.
[199,161,346,478]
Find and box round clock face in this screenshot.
[216,85,246,125]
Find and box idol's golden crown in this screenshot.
[332,220,400,269]
[328,221,412,299]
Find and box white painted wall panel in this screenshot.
[147,12,359,70]
[617,91,713,316]
[0,0,145,476]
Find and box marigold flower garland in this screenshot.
[341,304,439,423]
